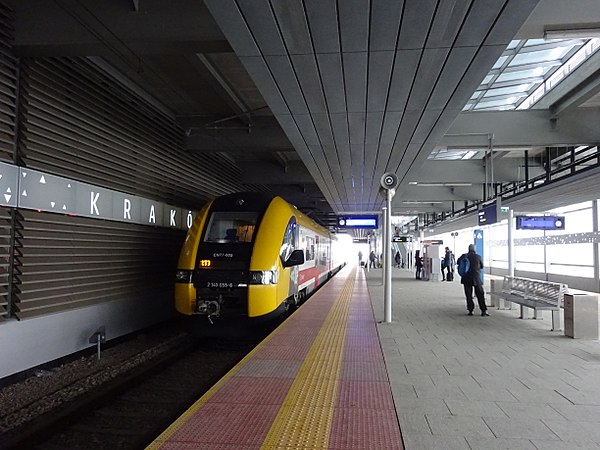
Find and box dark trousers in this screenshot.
[441,265,450,280]
[463,281,486,312]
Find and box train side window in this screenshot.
[280,218,297,262]
[204,212,257,243]
[305,236,315,261]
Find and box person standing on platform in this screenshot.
[358,250,363,267]
[458,244,488,316]
[369,250,377,268]
[442,247,455,281]
[414,250,423,279]
[394,251,402,268]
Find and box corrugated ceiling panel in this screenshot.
[316,53,345,114]
[14,210,185,319]
[369,0,403,51]
[19,57,247,209]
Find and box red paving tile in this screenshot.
[153,268,403,449]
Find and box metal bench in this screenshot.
[489,275,568,331]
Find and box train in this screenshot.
[175,192,345,322]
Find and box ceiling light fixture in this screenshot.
[461,150,478,160]
[409,182,473,187]
[402,201,444,204]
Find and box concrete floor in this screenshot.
[365,267,600,450]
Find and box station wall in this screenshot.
[0,4,258,378]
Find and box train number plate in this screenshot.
[206,281,234,289]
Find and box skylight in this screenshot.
[464,37,600,112]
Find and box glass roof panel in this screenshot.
[509,46,574,66]
[462,37,599,112]
[506,40,519,50]
[473,95,526,110]
[492,55,508,69]
[495,69,544,83]
[481,74,494,85]
[482,83,534,98]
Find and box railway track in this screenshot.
[1,320,279,450]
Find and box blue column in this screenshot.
[474,229,484,283]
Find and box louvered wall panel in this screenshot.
[19,57,251,209]
[0,2,16,163]
[0,207,11,320]
[15,210,185,319]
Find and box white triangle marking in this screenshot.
[4,194,11,203]
[50,201,55,208]
[40,176,46,184]
[62,205,67,210]
[22,190,27,196]
[22,172,27,178]
[6,187,10,193]
[67,183,72,188]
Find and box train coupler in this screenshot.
[196,299,221,317]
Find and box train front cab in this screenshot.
[174,194,306,321]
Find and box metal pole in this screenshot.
[384,190,394,323]
[508,209,514,277]
[489,133,494,201]
[593,200,599,293]
[381,208,386,286]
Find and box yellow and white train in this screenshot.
[175,192,345,321]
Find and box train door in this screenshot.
[281,218,300,302]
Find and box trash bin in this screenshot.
[564,293,599,339]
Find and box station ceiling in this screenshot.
[9,0,600,229]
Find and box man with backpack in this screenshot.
[457,244,488,316]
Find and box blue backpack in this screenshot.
[457,254,470,277]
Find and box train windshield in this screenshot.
[203,212,257,243]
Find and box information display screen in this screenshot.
[478,202,498,226]
[337,215,378,229]
[516,215,565,230]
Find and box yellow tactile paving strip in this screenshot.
[260,270,355,449]
[146,267,355,449]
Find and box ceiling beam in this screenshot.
[443,108,600,148]
[406,159,545,183]
[534,50,600,112]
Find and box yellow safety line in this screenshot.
[146,268,355,450]
[261,268,355,449]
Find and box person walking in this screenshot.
[457,244,488,316]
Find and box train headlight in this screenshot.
[249,270,278,285]
[175,269,193,283]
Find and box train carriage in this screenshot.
[175,192,344,321]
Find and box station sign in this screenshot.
[0,161,195,230]
[392,235,412,242]
[478,201,498,226]
[337,215,378,229]
[422,239,443,245]
[516,215,565,230]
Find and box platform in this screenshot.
[148,265,600,449]
[367,267,600,449]
[147,265,403,449]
